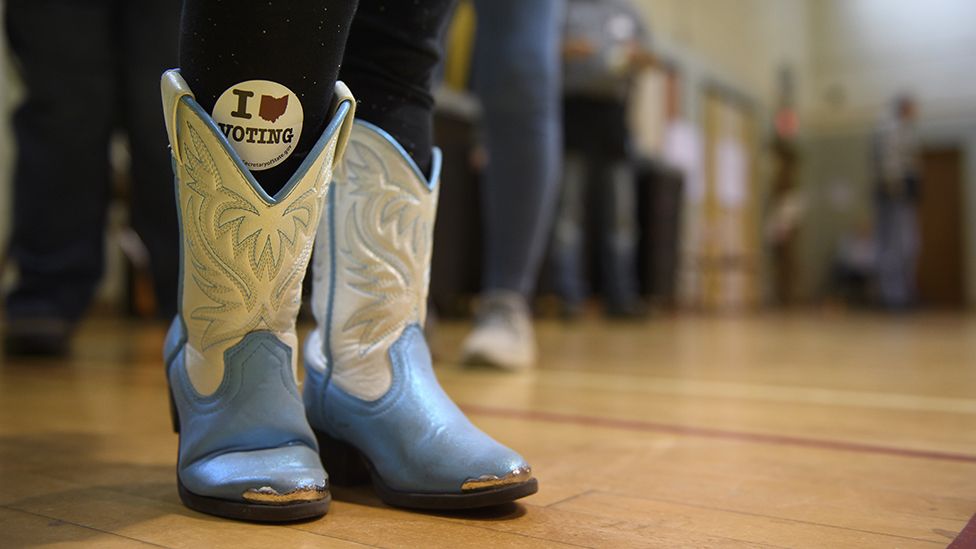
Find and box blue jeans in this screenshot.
[471,0,565,298]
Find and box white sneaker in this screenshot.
[461,291,537,370]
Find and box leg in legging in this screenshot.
[3,0,116,355]
[179,0,359,194]
[339,0,458,176]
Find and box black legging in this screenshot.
[179,0,456,194]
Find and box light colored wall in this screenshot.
[807,0,976,131]
[639,0,976,132]
[635,0,811,115]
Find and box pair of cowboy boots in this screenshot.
[161,70,536,521]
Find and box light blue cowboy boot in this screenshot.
[161,69,355,521]
[303,121,538,509]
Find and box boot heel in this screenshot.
[315,430,370,486]
[168,386,180,433]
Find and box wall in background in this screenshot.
[799,0,976,302]
[634,0,811,116]
[633,0,976,145]
[636,0,976,304]
[807,0,976,131]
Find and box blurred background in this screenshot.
[1,0,975,320]
[432,0,976,318]
[2,2,976,544]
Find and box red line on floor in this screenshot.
[460,404,976,464]
[949,513,976,548]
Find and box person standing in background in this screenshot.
[766,67,802,307]
[459,0,566,371]
[873,94,921,310]
[551,0,654,318]
[659,66,705,309]
[3,0,180,355]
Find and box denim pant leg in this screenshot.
[119,0,180,318]
[551,153,588,307]
[472,0,565,298]
[4,0,116,323]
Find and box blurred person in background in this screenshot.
[659,65,705,309]
[458,0,566,371]
[551,0,653,319]
[766,67,802,307]
[873,94,921,310]
[2,0,179,356]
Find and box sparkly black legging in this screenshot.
[180,0,457,194]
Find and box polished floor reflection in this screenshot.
[1,312,975,547]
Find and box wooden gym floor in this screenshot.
[1,312,975,548]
